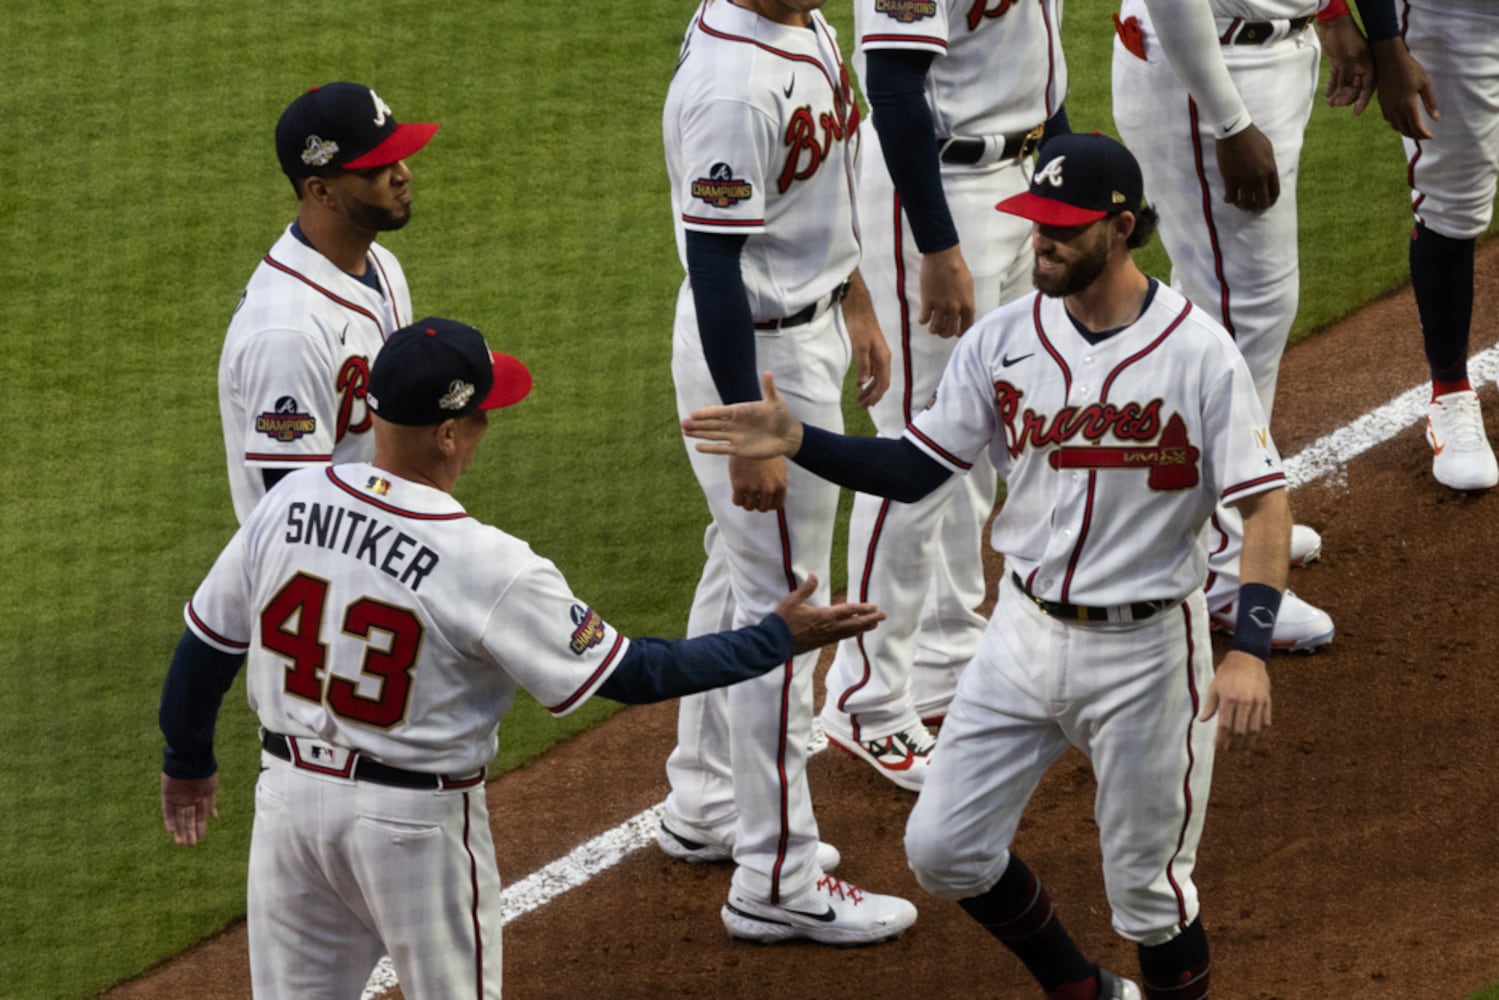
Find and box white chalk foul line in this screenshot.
[362,346,1499,998]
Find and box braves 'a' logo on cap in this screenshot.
[439,379,475,411]
[692,162,753,207]
[367,88,393,127]
[256,396,317,441]
[301,135,340,167]
[568,604,606,655]
[1034,155,1067,189]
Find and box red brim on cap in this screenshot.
[481,352,533,410]
[995,190,1108,227]
[344,122,440,169]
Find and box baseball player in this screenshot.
[1357,0,1499,491]
[1109,0,1373,649]
[658,0,917,945]
[821,0,1070,791]
[684,133,1288,1000]
[160,318,887,999]
[219,82,436,523]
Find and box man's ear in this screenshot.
[434,418,461,457]
[1113,210,1138,244]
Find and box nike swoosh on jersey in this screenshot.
[1002,352,1034,367]
[783,77,795,99]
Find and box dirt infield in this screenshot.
[110,248,1499,1000]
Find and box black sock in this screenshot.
[958,854,1092,993]
[1137,916,1210,1000]
[1409,221,1475,383]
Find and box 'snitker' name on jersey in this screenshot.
[283,500,440,592]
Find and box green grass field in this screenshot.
[0,2,1492,998]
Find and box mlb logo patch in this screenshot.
[366,475,391,496]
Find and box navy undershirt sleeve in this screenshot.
[794,424,951,503]
[865,49,959,254]
[685,230,761,404]
[159,630,246,779]
[1353,0,1399,41]
[596,614,794,703]
[262,467,293,491]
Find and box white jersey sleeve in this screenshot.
[674,96,775,237]
[478,556,630,718]
[184,529,254,656]
[1199,346,1286,506]
[903,321,1002,474]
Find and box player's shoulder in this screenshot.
[1149,282,1239,352]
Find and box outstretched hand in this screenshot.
[682,371,804,460]
[1200,651,1272,750]
[774,574,885,655]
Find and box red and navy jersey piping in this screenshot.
[548,633,627,715]
[325,468,472,521]
[263,254,386,337]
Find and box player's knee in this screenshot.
[904,826,1006,900]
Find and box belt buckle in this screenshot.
[1019,123,1045,160]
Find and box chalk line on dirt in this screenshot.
[361,345,1498,999]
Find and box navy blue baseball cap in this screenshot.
[367,318,532,426]
[276,82,439,179]
[996,132,1144,226]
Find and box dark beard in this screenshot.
[346,196,411,233]
[1032,242,1109,297]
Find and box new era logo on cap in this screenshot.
[276,82,439,179]
[996,132,1144,227]
[367,318,533,427]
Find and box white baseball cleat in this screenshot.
[1289,523,1323,567]
[1426,390,1498,491]
[820,707,936,792]
[1210,589,1334,652]
[721,873,918,946]
[1098,967,1143,1000]
[657,815,841,873]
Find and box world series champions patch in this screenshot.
[692,163,752,208]
[568,604,606,655]
[875,0,937,22]
[256,396,316,442]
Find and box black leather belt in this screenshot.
[938,125,1045,166]
[1011,571,1175,623]
[754,278,852,331]
[1223,15,1312,45]
[261,730,485,790]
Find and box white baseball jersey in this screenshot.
[219,227,412,523]
[853,0,1068,140]
[907,281,1285,604]
[184,462,627,774]
[1401,0,1499,241]
[902,282,1281,947]
[663,0,861,319]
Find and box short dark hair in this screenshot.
[1125,204,1159,250]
